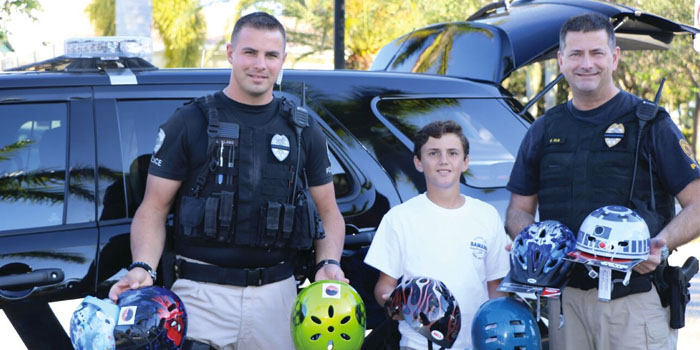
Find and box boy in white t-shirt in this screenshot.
[364,120,510,350]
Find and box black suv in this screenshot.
[0,1,695,349]
[0,46,529,349]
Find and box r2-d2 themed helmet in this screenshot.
[577,205,650,260]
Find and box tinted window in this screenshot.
[0,103,67,231]
[98,99,188,220]
[328,149,352,198]
[376,98,522,188]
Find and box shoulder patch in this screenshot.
[679,139,698,166]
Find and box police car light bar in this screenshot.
[64,37,152,59]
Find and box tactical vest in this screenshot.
[174,95,323,254]
[537,103,675,238]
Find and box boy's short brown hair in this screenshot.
[413,120,469,159]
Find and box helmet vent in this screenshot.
[340,316,351,324]
[510,320,523,325]
[539,230,546,238]
[328,326,335,333]
[340,333,351,340]
[484,323,497,330]
[618,241,629,247]
[485,336,498,343]
[310,333,321,341]
[514,332,525,338]
[534,251,541,262]
[311,316,322,324]
[328,305,335,318]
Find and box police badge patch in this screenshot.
[270,134,291,161]
[604,123,625,148]
[153,128,165,154]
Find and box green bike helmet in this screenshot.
[291,280,366,350]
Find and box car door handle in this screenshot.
[0,269,64,289]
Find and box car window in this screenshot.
[0,103,67,231]
[98,99,189,220]
[376,98,522,188]
[328,148,352,198]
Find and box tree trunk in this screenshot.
[544,60,558,111]
[693,93,700,158]
[526,62,543,116]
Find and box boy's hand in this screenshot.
[382,293,404,321]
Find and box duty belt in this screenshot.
[568,266,655,300]
[174,259,294,287]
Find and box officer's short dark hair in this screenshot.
[414,120,469,160]
[559,13,615,51]
[231,12,286,47]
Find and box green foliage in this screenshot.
[85,0,206,67]
[153,0,207,67]
[0,0,41,51]
[85,0,115,36]
[237,0,484,70]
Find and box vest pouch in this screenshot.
[258,201,282,248]
[290,189,323,249]
[179,196,206,238]
[217,191,235,243]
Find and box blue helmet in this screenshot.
[70,296,120,350]
[114,286,187,350]
[471,297,541,350]
[510,220,576,287]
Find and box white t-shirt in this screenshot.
[365,193,510,350]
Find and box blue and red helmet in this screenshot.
[386,276,461,348]
[471,297,541,350]
[113,286,187,349]
[510,220,576,287]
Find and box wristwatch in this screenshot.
[660,245,670,261]
[128,261,157,281]
[314,259,341,275]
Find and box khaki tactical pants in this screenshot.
[548,286,677,350]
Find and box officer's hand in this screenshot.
[314,263,349,283]
[108,268,153,302]
[634,237,666,274]
[505,242,512,252]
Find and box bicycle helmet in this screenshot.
[510,220,576,287]
[113,286,187,350]
[291,281,366,350]
[577,205,650,260]
[70,296,119,350]
[386,276,461,349]
[471,297,541,350]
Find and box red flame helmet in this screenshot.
[386,276,461,348]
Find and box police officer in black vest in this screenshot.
[109,12,347,349]
[505,13,700,350]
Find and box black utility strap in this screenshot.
[192,94,221,197]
